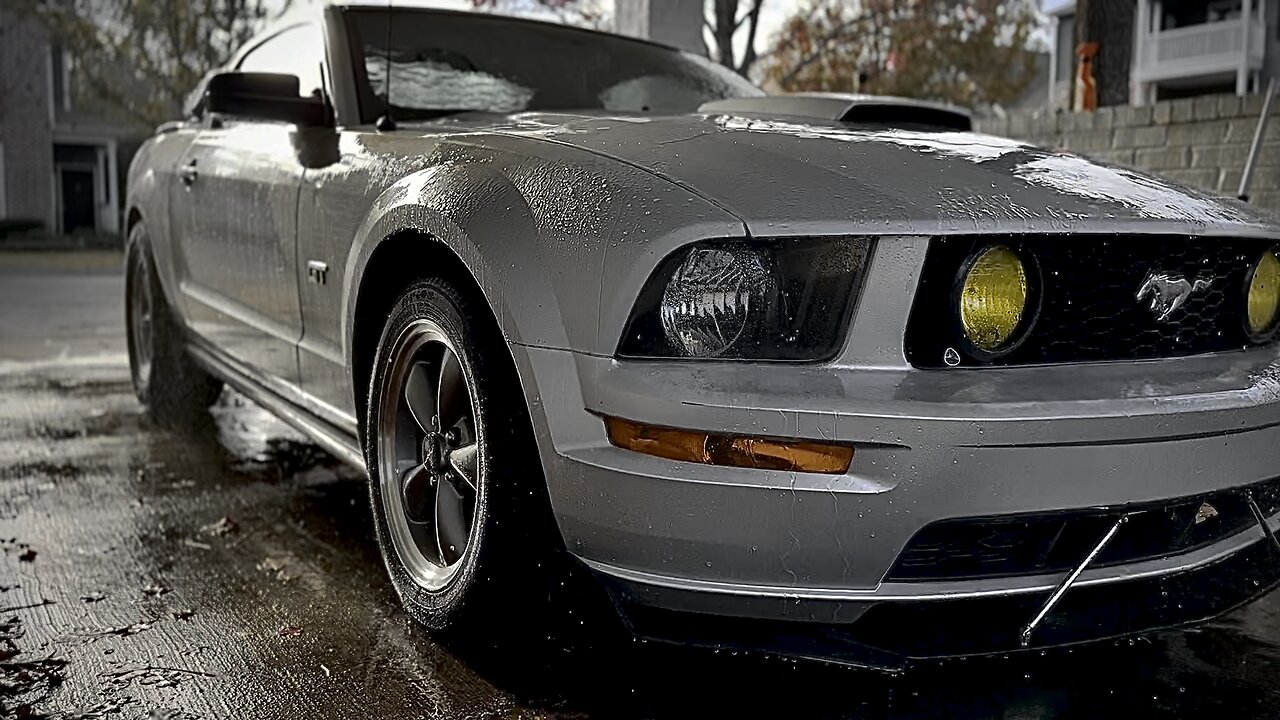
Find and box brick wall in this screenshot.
[976,94,1280,213]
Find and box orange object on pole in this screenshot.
[1074,42,1099,112]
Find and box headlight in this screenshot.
[1247,247,1280,339]
[957,244,1030,353]
[618,238,873,361]
[660,247,773,358]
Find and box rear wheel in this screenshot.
[365,278,558,632]
[125,223,222,427]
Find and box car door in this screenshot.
[167,23,326,386]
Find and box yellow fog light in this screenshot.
[1247,248,1280,339]
[959,245,1029,352]
[603,416,853,474]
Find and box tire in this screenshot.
[364,278,560,635]
[125,223,223,428]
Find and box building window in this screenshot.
[0,143,7,220]
[49,43,71,112]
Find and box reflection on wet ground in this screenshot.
[3,264,1280,718]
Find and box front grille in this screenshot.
[904,235,1279,368]
[888,477,1280,582]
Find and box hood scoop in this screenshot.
[698,93,972,131]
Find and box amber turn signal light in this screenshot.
[603,416,853,474]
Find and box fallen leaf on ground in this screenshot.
[87,621,152,638]
[0,598,54,614]
[256,557,292,582]
[200,516,239,537]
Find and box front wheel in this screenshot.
[125,224,222,428]
[365,278,558,633]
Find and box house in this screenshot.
[0,7,138,239]
[1048,0,1280,109]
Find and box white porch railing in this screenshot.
[1134,17,1266,83]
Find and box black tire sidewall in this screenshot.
[365,279,551,632]
[124,223,221,426]
[124,228,154,405]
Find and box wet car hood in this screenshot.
[507,112,1280,238]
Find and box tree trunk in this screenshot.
[1076,0,1136,107]
[711,0,738,69]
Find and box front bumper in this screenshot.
[514,269,1280,663]
[527,345,1280,589]
[607,514,1280,669]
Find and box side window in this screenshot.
[237,24,326,100]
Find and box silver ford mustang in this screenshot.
[125,3,1280,669]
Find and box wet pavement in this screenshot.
[4,252,1280,718]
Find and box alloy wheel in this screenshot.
[377,319,482,591]
[128,250,154,389]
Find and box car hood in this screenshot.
[505,112,1280,238]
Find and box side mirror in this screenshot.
[205,72,329,127]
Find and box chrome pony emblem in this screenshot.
[1137,272,1211,321]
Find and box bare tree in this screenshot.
[705,0,766,75]
[761,0,1041,109]
[11,0,292,127]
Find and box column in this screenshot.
[1240,0,1253,96]
[614,0,705,55]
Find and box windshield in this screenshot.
[344,9,763,121]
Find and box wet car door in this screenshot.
[167,23,326,385]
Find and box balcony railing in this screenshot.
[1134,17,1266,83]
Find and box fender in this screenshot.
[336,138,745,486]
[337,159,564,484]
[339,133,748,365]
[339,159,552,367]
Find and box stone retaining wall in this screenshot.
[976,94,1280,213]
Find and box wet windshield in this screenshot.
[345,9,763,120]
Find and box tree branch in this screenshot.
[774,13,867,88]
[19,0,283,127]
[735,0,765,75]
